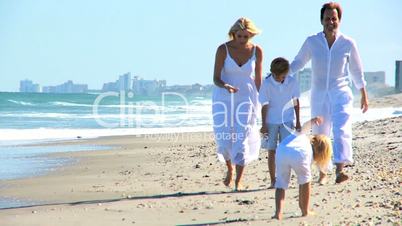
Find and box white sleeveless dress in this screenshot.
[212,44,261,165]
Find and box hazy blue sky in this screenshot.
[1,0,401,91]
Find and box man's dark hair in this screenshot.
[320,2,343,21]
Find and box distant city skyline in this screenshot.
[19,67,391,96]
[17,74,213,96]
[1,0,401,92]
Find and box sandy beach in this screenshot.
[0,94,401,225]
[355,92,402,108]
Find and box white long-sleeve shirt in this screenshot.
[290,32,366,102]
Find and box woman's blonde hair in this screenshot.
[311,135,333,170]
[228,17,261,40]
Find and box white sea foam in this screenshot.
[7,100,34,106]
[50,101,94,107]
[0,107,400,146]
[48,101,209,112]
[0,112,212,120]
[1,113,76,119]
[0,126,214,146]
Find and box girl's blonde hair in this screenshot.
[311,135,333,170]
[228,17,261,40]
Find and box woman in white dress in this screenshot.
[212,17,263,191]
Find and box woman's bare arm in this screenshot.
[254,45,263,90]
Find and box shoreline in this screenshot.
[0,131,215,207]
[1,106,402,147]
[0,144,115,181]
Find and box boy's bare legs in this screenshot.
[335,163,349,183]
[299,182,311,216]
[273,188,285,220]
[223,160,234,186]
[234,164,245,191]
[268,150,276,188]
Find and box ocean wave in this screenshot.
[48,101,210,111]
[0,112,80,119]
[0,126,214,144]
[49,101,166,110]
[194,96,206,99]
[1,107,402,145]
[7,100,35,106]
[50,101,94,107]
[0,112,212,121]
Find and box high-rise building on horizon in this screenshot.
[364,71,386,86]
[132,76,166,96]
[396,60,402,93]
[296,68,312,93]
[118,72,131,91]
[42,80,88,93]
[102,82,118,92]
[102,72,132,92]
[362,71,392,96]
[19,79,40,93]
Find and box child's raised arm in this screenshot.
[300,116,323,134]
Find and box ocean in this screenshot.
[0,92,213,145]
[1,91,401,145]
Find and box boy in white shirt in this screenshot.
[259,57,301,188]
[273,117,332,219]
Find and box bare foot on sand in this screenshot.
[335,171,349,184]
[234,183,248,192]
[223,170,233,187]
[302,210,316,217]
[268,181,275,189]
[318,172,328,185]
[272,213,283,220]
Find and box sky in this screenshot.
[0,0,401,92]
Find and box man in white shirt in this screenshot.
[290,2,369,184]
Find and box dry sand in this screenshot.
[0,95,401,226]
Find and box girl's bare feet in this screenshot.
[318,172,327,185]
